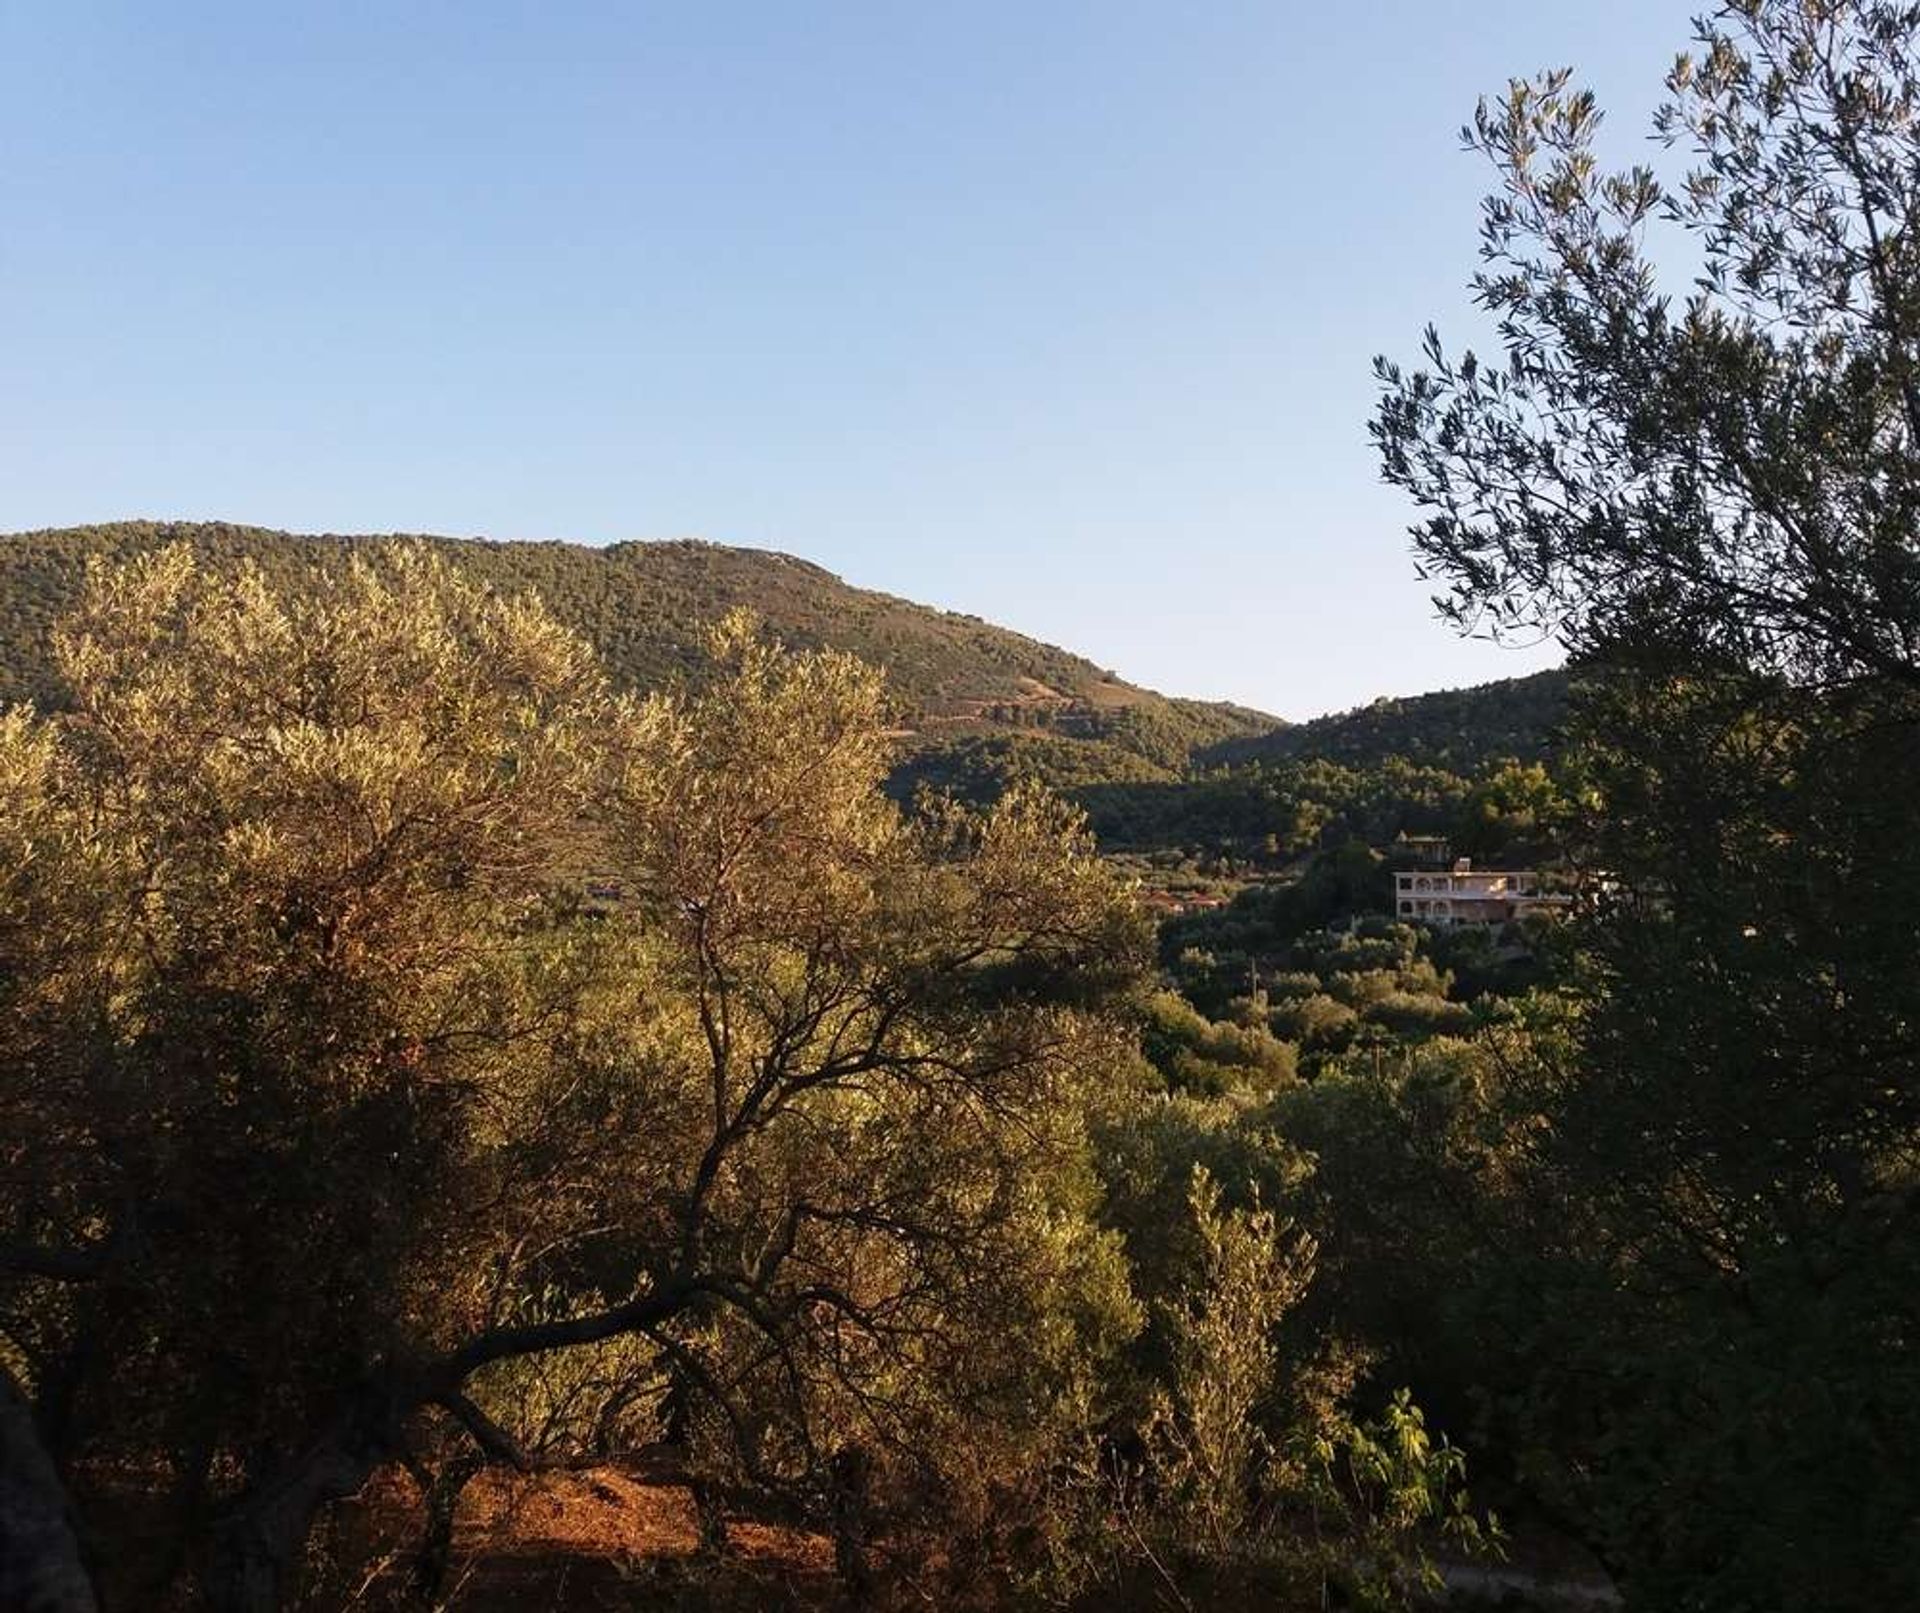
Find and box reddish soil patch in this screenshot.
[317,1455,838,1611]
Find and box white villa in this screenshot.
[1394,859,1570,928]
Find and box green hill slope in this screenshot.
[0,522,1273,773]
[1197,668,1568,773]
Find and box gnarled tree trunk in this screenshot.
[201,1425,389,1613]
[0,1370,98,1613]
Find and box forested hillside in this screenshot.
[0,527,1578,827]
[884,666,1569,858]
[1198,668,1568,772]
[0,522,1274,770]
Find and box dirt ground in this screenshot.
[79,1453,1616,1611]
[311,1456,839,1611]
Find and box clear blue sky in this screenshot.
[0,1,1691,719]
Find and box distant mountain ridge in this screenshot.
[0,522,1275,774]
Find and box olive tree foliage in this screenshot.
[0,546,614,1611]
[1374,4,1920,1607]
[1032,1143,1489,1613]
[556,611,1148,1560]
[1375,0,1920,690]
[1144,1170,1318,1560]
[0,546,1149,1611]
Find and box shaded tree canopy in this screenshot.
[1376,0,1920,691]
[1374,4,1920,1607]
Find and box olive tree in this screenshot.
[1374,5,1920,1605]
[0,548,1147,1611]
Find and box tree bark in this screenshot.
[0,1369,99,1613]
[410,1453,482,1605]
[829,1444,874,1605]
[201,1425,387,1613]
[202,1283,699,1611]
